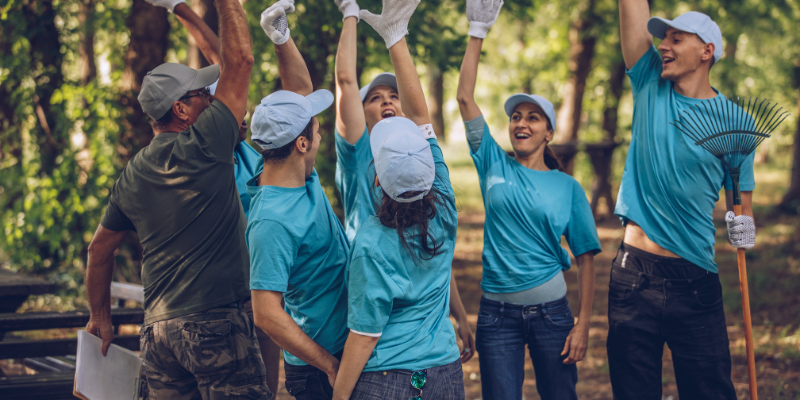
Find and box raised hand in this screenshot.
[335,0,360,21]
[725,211,755,250]
[261,0,295,45]
[144,0,186,13]
[466,0,504,39]
[359,0,421,49]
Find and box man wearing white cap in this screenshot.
[609,1,756,398]
[84,0,271,398]
[246,3,349,399]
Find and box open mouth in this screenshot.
[663,56,675,65]
[381,109,396,119]
[514,132,531,140]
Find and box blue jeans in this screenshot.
[349,359,464,400]
[475,296,578,400]
[283,351,342,400]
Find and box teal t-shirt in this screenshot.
[615,45,755,273]
[233,141,262,218]
[335,128,380,242]
[246,169,350,366]
[466,116,601,293]
[347,138,461,372]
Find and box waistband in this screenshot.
[619,242,696,267]
[611,260,718,292]
[215,298,248,309]
[479,295,568,317]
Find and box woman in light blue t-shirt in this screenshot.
[456,3,602,399]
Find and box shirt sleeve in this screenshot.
[464,115,486,153]
[248,219,298,292]
[347,255,403,335]
[470,117,509,178]
[564,180,602,257]
[626,45,663,96]
[100,179,135,232]
[335,127,372,170]
[188,101,239,164]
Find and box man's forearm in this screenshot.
[86,254,114,322]
[256,306,338,373]
[175,3,222,66]
[276,37,313,96]
[217,0,253,67]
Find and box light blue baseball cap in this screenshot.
[359,72,398,102]
[370,117,435,203]
[647,11,723,63]
[250,89,334,150]
[504,94,557,131]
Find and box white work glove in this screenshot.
[144,0,185,13]
[725,211,755,250]
[261,0,295,45]
[359,0,420,49]
[466,0,504,39]
[335,0,360,22]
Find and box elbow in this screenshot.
[335,70,358,87]
[456,91,474,108]
[226,53,255,69]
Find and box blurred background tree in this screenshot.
[1,0,798,307]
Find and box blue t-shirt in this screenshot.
[335,128,381,242]
[466,116,601,293]
[246,169,350,366]
[347,138,461,372]
[233,141,263,218]
[615,45,755,273]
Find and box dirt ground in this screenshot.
[269,210,800,400]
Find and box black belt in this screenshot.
[219,298,247,309]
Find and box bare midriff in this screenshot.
[623,221,680,258]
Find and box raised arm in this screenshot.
[360,0,430,126]
[335,15,367,144]
[173,4,222,66]
[456,37,484,121]
[214,0,255,123]
[619,0,653,69]
[261,1,313,96]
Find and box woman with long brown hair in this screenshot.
[455,0,602,399]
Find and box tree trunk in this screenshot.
[554,0,598,175]
[25,0,66,176]
[78,0,97,85]
[118,0,170,161]
[427,63,446,141]
[588,59,626,218]
[779,71,800,213]
[188,0,217,69]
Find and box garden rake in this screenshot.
[671,97,790,400]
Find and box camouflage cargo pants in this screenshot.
[139,304,273,400]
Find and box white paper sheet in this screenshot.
[74,330,143,400]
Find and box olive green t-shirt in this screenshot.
[101,101,251,325]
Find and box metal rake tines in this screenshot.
[670,96,790,169]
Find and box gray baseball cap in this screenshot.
[647,11,723,63]
[138,63,220,120]
[250,89,334,150]
[359,72,398,102]
[504,93,557,131]
[370,117,435,203]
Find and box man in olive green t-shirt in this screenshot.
[84,1,271,399]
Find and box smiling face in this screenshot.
[658,28,715,81]
[363,85,405,133]
[508,102,554,157]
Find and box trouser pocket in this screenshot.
[178,319,237,376]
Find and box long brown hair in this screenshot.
[543,144,563,171]
[375,185,450,265]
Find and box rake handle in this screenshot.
[734,204,758,400]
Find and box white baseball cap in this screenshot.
[370,117,435,203]
[504,94,557,131]
[250,90,333,150]
[359,73,398,102]
[647,11,723,63]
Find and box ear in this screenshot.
[701,42,715,63]
[171,101,191,122]
[544,128,555,143]
[295,135,309,154]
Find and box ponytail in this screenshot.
[543,145,563,171]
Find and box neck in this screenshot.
[514,146,550,171]
[154,121,190,136]
[671,69,716,99]
[259,156,307,188]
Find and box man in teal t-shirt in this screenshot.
[246,8,349,399]
[608,4,757,399]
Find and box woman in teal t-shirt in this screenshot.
[331,4,466,398]
[456,3,601,399]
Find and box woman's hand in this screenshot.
[456,318,476,363]
[561,319,589,364]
